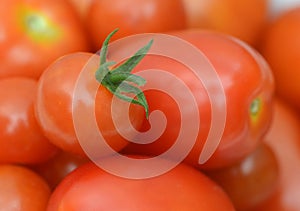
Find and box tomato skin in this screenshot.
[0,164,51,211]
[0,0,90,79]
[254,99,300,211]
[124,30,274,169]
[259,7,300,111]
[35,52,145,156]
[0,77,58,164]
[173,30,274,169]
[182,0,268,47]
[32,150,89,190]
[205,143,279,211]
[47,159,235,211]
[67,0,92,19]
[85,0,187,50]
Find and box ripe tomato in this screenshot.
[268,0,300,19]
[124,29,274,169]
[0,164,51,211]
[32,150,89,190]
[67,0,92,19]
[85,0,187,51]
[0,77,58,164]
[259,7,300,111]
[0,0,90,79]
[35,52,145,156]
[182,0,269,47]
[47,158,235,211]
[205,143,279,210]
[254,99,300,210]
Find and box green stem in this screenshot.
[95,29,152,118]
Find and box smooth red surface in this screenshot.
[47,159,235,211]
[0,77,57,164]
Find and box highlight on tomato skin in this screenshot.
[34,52,146,157]
[0,0,91,79]
[0,77,58,165]
[182,0,269,47]
[85,0,187,51]
[0,0,298,209]
[204,143,279,211]
[123,29,275,170]
[46,157,235,211]
[253,98,300,210]
[67,0,93,20]
[259,6,300,112]
[0,164,51,211]
[30,150,89,190]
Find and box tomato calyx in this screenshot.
[95,29,152,118]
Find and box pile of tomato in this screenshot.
[1,0,300,210]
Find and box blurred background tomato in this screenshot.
[254,99,300,211]
[85,0,187,51]
[182,0,269,47]
[259,6,300,111]
[0,0,91,79]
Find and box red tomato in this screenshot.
[182,0,269,47]
[0,164,51,211]
[124,29,274,169]
[0,77,58,164]
[32,150,89,190]
[0,0,90,79]
[85,0,187,51]
[67,0,92,19]
[47,158,235,211]
[35,52,145,156]
[254,99,300,210]
[259,7,300,111]
[205,143,279,210]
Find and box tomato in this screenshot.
[0,0,90,79]
[32,150,89,190]
[0,164,51,211]
[67,0,93,19]
[0,77,58,164]
[254,99,300,210]
[205,143,279,210]
[268,0,300,19]
[259,7,300,111]
[35,52,145,156]
[85,0,187,51]
[124,29,274,169]
[182,0,269,47]
[47,158,235,211]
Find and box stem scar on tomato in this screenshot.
[95,29,153,118]
[18,6,61,44]
[250,97,262,123]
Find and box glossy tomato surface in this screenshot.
[0,164,51,211]
[35,52,145,156]
[182,0,269,47]
[0,0,90,79]
[259,7,300,110]
[205,143,279,210]
[124,29,274,169]
[47,158,235,211]
[67,0,92,19]
[32,150,89,190]
[254,99,300,210]
[0,77,57,164]
[85,0,187,50]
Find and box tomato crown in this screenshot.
[95,29,152,118]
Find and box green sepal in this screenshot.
[95,29,152,118]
